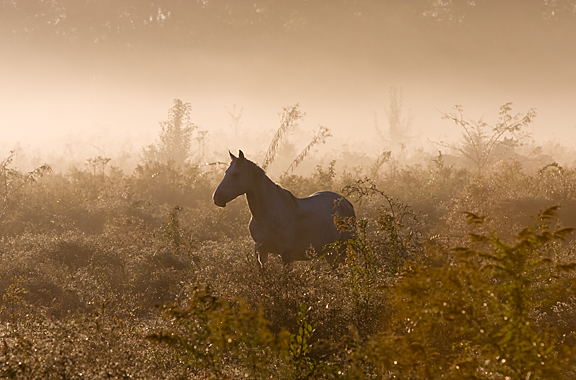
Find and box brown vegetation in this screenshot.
[1,136,576,378]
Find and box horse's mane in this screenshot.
[246,159,298,204]
[245,158,266,179]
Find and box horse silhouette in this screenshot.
[213,150,355,266]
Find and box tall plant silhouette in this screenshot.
[262,104,304,171]
[143,99,196,166]
[435,103,536,174]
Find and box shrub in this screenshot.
[361,206,576,379]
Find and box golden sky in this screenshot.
[1,1,576,162]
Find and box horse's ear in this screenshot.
[239,150,245,160]
[229,151,237,161]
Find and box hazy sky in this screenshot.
[2,1,576,164]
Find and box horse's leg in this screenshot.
[280,250,294,266]
[333,245,347,266]
[255,244,268,268]
[331,230,353,267]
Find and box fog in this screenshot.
[2,1,576,171]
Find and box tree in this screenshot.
[435,103,536,174]
[385,87,413,147]
[143,99,196,166]
[5,1,575,48]
[225,104,244,140]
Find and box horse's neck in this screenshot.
[245,169,294,221]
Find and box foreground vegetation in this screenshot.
[1,143,576,379]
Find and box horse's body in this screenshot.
[213,151,355,266]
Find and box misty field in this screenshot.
[4,1,576,378]
[2,128,576,379]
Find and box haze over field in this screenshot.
[2,0,576,169]
[5,3,576,377]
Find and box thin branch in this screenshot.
[262,104,304,171]
[284,126,331,174]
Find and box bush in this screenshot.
[360,206,576,379]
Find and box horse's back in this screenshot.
[301,191,355,217]
[296,191,355,237]
[290,191,354,261]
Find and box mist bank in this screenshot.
[2,1,576,174]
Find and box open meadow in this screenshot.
[2,110,576,378]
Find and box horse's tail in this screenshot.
[335,196,356,241]
[328,196,356,266]
[341,196,356,218]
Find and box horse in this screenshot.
[213,150,355,267]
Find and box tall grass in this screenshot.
[284,125,332,174]
[1,147,576,378]
[261,104,304,171]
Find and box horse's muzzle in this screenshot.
[213,194,227,207]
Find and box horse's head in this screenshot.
[213,150,253,207]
